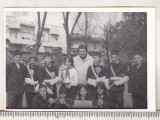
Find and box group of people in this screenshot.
[6,45,147,109]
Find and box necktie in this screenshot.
[65,68,70,80]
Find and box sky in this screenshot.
[7,12,123,38]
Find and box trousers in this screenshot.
[7,91,23,109]
[109,91,124,108]
[132,93,147,109]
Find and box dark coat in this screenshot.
[128,63,147,95]
[106,62,128,92]
[40,64,58,98]
[25,65,42,93]
[6,62,27,93]
[86,65,107,99]
[32,93,51,109]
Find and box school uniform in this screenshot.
[93,93,114,109]
[86,65,107,99]
[128,63,147,109]
[52,96,73,109]
[32,93,51,109]
[106,61,128,108]
[60,67,79,99]
[6,61,27,108]
[25,64,42,108]
[40,64,58,98]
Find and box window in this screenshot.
[51,34,59,41]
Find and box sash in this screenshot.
[43,66,56,95]
[26,65,39,92]
[91,66,99,79]
[109,65,116,90]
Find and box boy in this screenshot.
[6,50,27,108]
[128,53,147,109]
[32,84,55,109]
[25,56,42,108]
[40,52,59,97]
[106,50,129,108]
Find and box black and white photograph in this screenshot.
[5,8,155,110]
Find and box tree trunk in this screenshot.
[32,12,47,57]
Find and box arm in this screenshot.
[69,69,79,86]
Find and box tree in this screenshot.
[77,12,99,44]
[62,12,81,55]
[32,12,47,56]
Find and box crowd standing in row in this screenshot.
[6,45,147,109]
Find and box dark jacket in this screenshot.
[32,93,51,109]
[93,93,113,108]
[86,65,107,80]
[106,62,128,92]
[86,65,107,99]
[25,65,42,93]
[52,96,73,109]
[40,64,58,97]
[6,62,27,93]
[128,63,147,95]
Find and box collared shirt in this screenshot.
[73,54,93,84]
[59,66,78,85]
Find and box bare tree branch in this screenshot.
[70,12,81,35]
[39,12,47,40]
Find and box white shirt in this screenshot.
[73,54,93,84]
[59,67,78,86]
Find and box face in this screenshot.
[29,59,36,66]
[44,56,52,65]
[111,54,119,64]
[80,87,87,97]
[13,55,21,63]
[65,60,71,68]
[134,55,143,65]
[97,87,104,95]
[93,56,101,65]
[39,87,47,98]
[60,93,66,98]
[79,48,87,59]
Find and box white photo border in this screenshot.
[3,7,155,112]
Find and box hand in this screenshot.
[97,99,103,106]
[114,81,122,86]
[49,98,55,104]
[128,93,132,97]
[47,88,53,95]
[59,98,65,104]
[66,84,72,89]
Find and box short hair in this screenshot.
[133,52,143,58]
[64,56,74,66]
[96,82,106,90]
[13,50,22,56]
[44,52,52,58]
[39,84,47,90]
[92,51,101,58]
[111,49,120,56]
[28,55,37,61]
[78,45,87,52]
[59,83,67,94]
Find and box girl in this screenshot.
[59,56,78,99]
[75,84,90,100]
[32,84,55,109]
[93,82,113,108]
